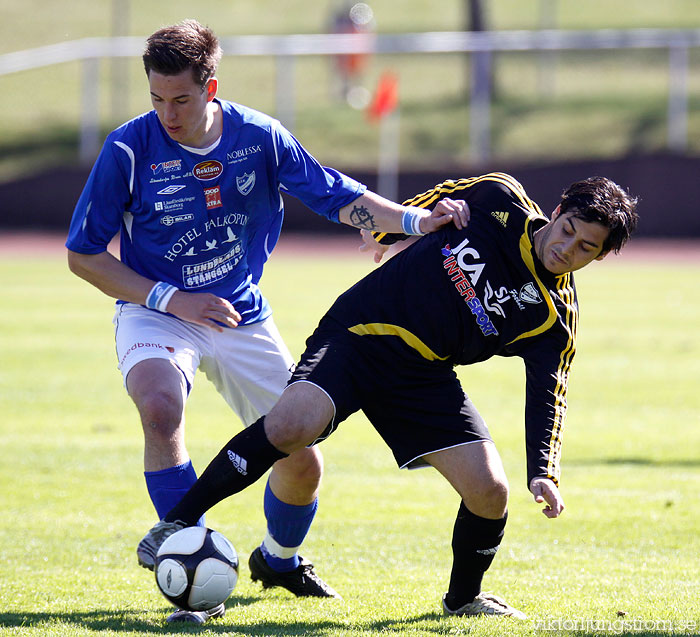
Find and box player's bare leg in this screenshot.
[425,442,526,619]
[425,441,508,520]
[127,359,189,471]
[263,381,336,452]
[269,448,323,506]
[126,359,207,526]
[127,360,224,622]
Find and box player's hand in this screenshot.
[529,477,565,519]
[419,198,470,234]
[359,229,391,263]
[167,291,242,331]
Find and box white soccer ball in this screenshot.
[154,526,238,611]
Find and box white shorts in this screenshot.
[113,303,295,426]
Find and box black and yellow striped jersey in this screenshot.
[327,173,577,485]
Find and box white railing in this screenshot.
[1,29,698,162]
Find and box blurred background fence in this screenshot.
[2,29,698,163]
[0,0,698,237]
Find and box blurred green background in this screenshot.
[1,0,699,185]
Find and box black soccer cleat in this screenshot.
[248,547,341,598]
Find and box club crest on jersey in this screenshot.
[519,282,542,304]
[236,171,256,196]
[193,160,223,181]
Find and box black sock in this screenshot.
[164,416,287,526]
[444,502,508,610]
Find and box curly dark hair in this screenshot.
[560,176,639,254]
[142,19,222,88]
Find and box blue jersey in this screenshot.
[66,99,366,324]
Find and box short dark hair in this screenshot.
[142,19,222,88]
[560,176,639,254]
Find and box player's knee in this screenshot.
[265,382,335,453]
[265,413,326,453]
[488,478,510,512]
[467,476,509,519]
[136,389,184,440]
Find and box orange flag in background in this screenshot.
[367,72,399,120]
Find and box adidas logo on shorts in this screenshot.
[227,450,248,475]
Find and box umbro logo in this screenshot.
[227,450,248,475]
[157,184,187,195]
[491,210,509,227]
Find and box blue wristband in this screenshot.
[146,281,178,313]
[401,209,427,236]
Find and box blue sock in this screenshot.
[261,480,318,572]
[144,460,205,526]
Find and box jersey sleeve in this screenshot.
[519,330,576,487]
[370,173,543,245]
[65,135,133,254]
[271,122,366,222]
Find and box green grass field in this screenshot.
[0,243,698,636]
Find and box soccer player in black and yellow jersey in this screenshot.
[138,173,638,619]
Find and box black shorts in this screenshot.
[289,317,493,468]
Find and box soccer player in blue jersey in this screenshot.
[137,172,638,620]
[65,19,467,625]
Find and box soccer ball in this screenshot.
[154,526,238,611]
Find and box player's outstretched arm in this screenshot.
[67,249,241,332]
[529,477,565,519]
[338,191,469,236]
